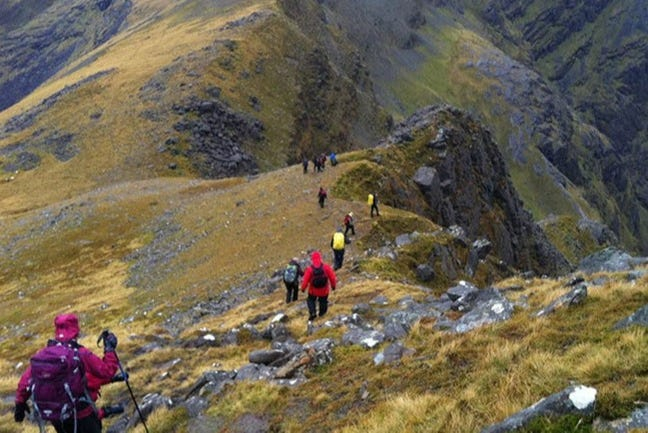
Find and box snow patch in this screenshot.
[569,385,597,410]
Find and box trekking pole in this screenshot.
[98,330,150,433]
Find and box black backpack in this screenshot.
[311,265,328,288]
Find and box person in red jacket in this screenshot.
[300,250,337,322]
[14,313,120,433]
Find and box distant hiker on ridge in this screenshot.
[368,192,380,217]
[343,211,355,237]
[302,157,309,174]
[318,186,328,208]
[301,251,337,322]
[329,151,338,166]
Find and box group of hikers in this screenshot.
[303,152,337,174]
[12,150,379,433]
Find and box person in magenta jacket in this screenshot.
[15,313,120,433]
[300,250,337,321]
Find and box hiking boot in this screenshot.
[308,314,316,322]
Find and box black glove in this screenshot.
[102,404,124,417]
[111,371,129,382]
[14,402,29,422]
[103,332,118,352]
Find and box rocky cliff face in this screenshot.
[477,0,648,252]
[377,106,571,275]
[0,0,131,111]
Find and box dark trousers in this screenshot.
[371,203,380,217]
[344,224,355,236]
[307,294,328,320]
[285,282,299,303]
[53,413,102,433]
[333,248,345,270]
[319,197,326,208]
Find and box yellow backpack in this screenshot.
[332,232,345,249]
[367,193,374,205]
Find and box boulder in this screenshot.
[613,304,648,330]
[481,385,597,433]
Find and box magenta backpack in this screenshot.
[30,340,90,421]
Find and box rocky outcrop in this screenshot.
[381,105,571,276]
[170,96,261,179]
[478,0,648,253]
[481,384,597,433]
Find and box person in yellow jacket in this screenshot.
[330,227,346,270]
[368,192,380,217]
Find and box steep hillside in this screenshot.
[0,117,647,432]
[467,0,648,252]
[2,0,644,260]
[2,2,648,430]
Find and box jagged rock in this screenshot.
[303,338,336,366]
[382,310,424,341]
[186,371,236,398]
[342,324,385,348]
[481,385,597,433]
[249,349,285,365]
[415,263,435,282]
[593,405,648,433]
[274,350,313,379]
[352,303,372,314]
[395,233,413,247]
[413,165,443,209]
[438,288,515,334]
[374,342,416,365]
[235,363,276,381]
[181,396,210,417]
[383,106,571,276]
[577,247,648,274]
[613,304,648,330]
[534,283,588,317]
[370,295,389,305]
[125,393,174,429]
[171,96,261,179]
[447,280,479,302]
[261,322,292,342]
[466,238,492,276]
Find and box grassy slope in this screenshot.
[0,2,646,432]
[0,150,647,432]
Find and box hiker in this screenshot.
[368,192,380,217]
[313,156,321,173]
[329,152,338,166]
[283,257,304,303]
[302,157,309,174]
[14,314,122,433]
[343,211,355,237]
[320,153,327,171]
[300,250,337,321]
[331,228,346,270]
[318,186,328,208]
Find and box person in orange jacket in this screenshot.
[300,250,337,322]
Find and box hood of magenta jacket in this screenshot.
[54,313,80,342]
